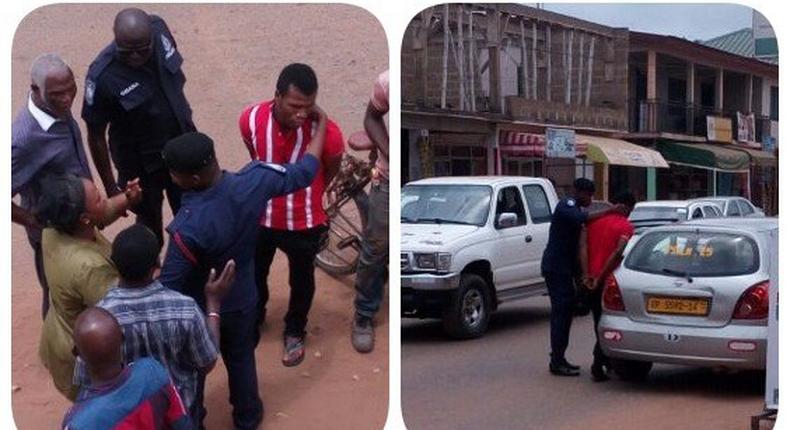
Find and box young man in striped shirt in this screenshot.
[238,63,344,366]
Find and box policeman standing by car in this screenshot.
[82,7,195,246]
[542,178,624,376]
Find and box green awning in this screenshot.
[731,146,777,167]
[656,141,750,172]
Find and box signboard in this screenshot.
[545,128,576,159]
[706,116,733,143]
[736,112,755,142]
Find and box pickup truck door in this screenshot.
[492,186,530,290]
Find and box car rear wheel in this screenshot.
[611,358,653,381]
[442,274,491,339]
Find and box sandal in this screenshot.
[282,335,306,367]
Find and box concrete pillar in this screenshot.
[686,63,695,135]
[715,68,724,113]
[489,128,499,175]
[647,50,657,131]
[594,163,609,201]
[646,167,656,201]
[489,46,501,113]
[419,133,433,178]
[408,129,422,182]
[747,74,754,113]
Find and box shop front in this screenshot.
[498,129,591,197]
[579,135,669,201]
[403,111,495,182]
[498,130,670,200]
[655,141,751,200]
[731,146,778,215]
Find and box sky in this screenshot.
[540,3,756,42]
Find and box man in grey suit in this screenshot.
[11,53,93,318]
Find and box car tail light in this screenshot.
[732,281,769,320]
[603,275,625,311]
[728,341,757,352]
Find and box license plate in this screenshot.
[646,296,710,316]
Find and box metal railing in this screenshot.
[629,98,770,142]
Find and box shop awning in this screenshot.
[730,146,777,168]
[656,141,750,172]
[578,135,669,168]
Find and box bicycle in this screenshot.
[315,131,373,276]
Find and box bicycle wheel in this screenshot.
[315,190,369,276]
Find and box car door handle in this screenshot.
[525,235,533,243]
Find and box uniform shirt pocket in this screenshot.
[118,83,154,112]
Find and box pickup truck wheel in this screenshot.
[442,274,491,339]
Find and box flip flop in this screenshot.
[282,335,305,367]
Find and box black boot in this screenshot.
[550,361,581,376]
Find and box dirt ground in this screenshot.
[10,4,388,429]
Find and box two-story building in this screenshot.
[620,29,778,213]
[401,4,669,198]
[401,4,777,213]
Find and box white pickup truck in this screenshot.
[401,176,559,338]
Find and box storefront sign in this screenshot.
[706,116,733,143]
[737,112,755,142]
[545,128,576,159]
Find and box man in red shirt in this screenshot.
[581,191,636,381]
[238,63,344,366]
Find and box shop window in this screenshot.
[433,144,487,177]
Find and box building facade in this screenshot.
[401,4,778,214]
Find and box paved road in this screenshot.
[402,296,765,430]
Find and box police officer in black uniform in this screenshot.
[83,8,195,246]
[541,178,624,376]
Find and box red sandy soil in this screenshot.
[11,4,389,429]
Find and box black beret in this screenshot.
[573,178,595,193]
[162,132,216,174]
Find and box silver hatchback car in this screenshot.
[598,217,777,380]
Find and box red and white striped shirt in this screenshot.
[239,100,344,230]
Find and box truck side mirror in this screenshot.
[496,212,518,229]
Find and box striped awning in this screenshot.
[499,131,587,157]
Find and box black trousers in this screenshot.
[544,271,576,365]
[586,286,609,366]
[193,306,263,430]
[255,225,327,337]
[118,168,182,247]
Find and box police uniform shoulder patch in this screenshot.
[85,79,96,106]
[161,34,176,59]
[566,198,576,207]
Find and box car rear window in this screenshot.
[625,231,759,277]
[629,206,685,222]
